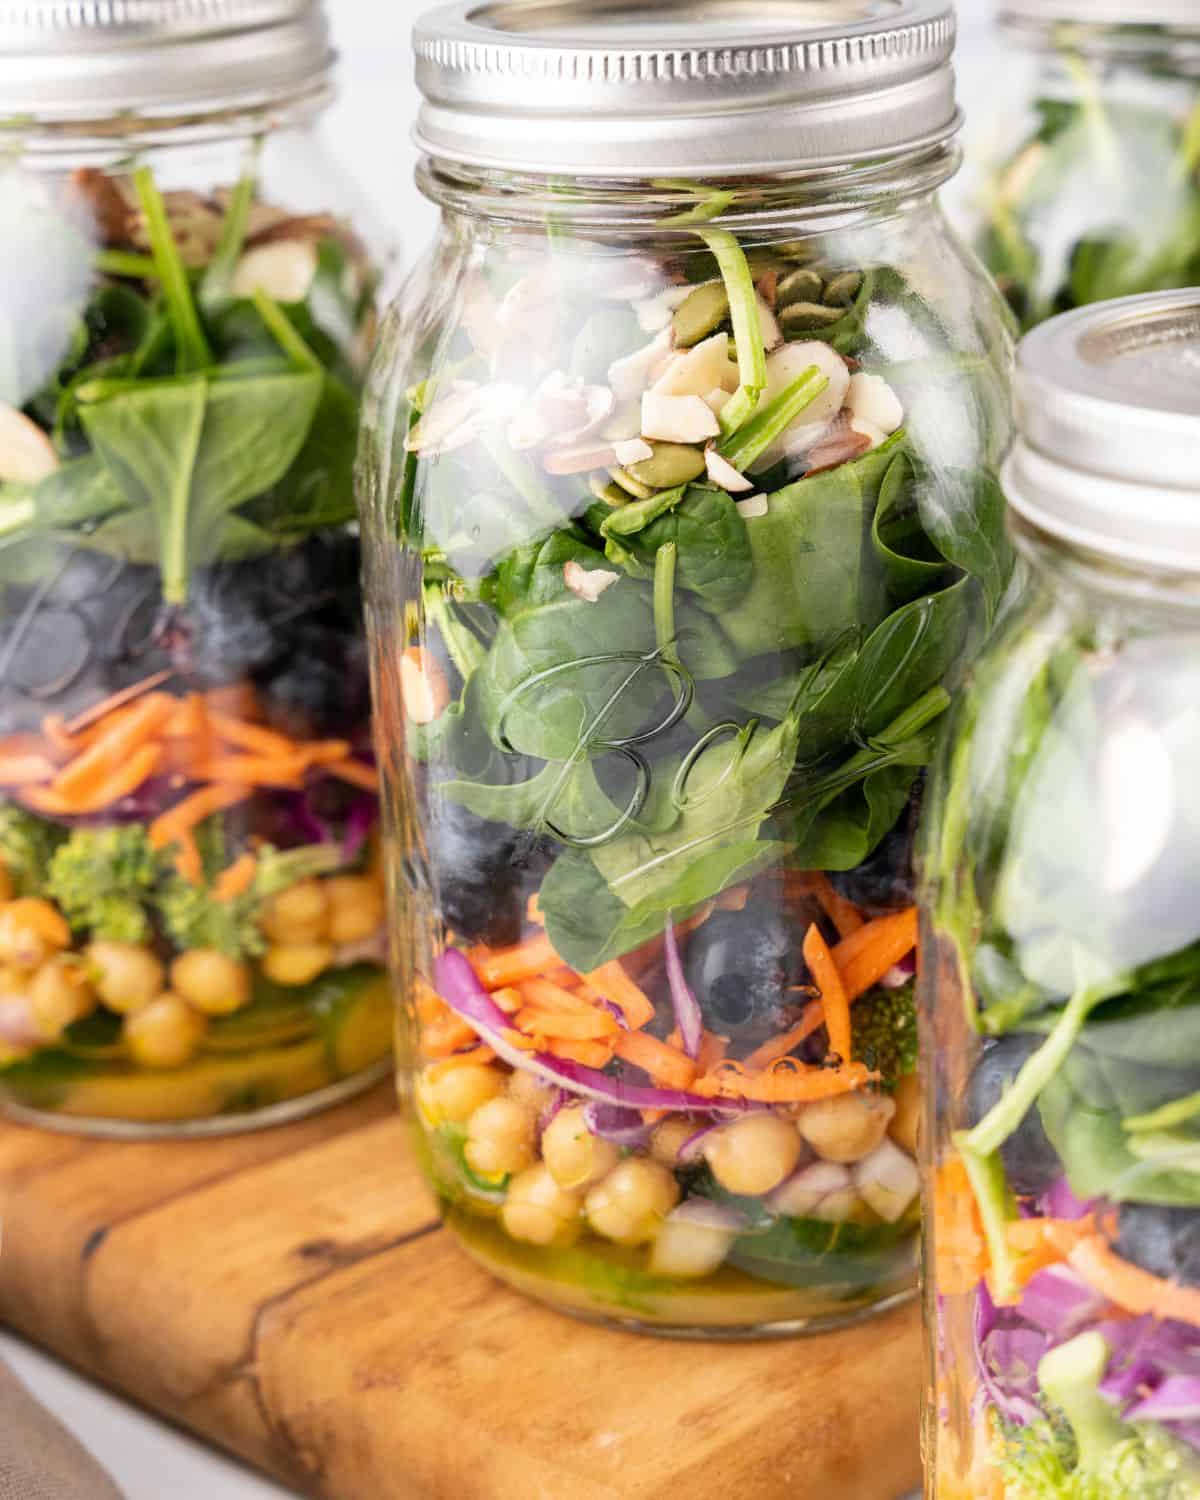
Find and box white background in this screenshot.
[5,1,993,1496]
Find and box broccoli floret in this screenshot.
[996,1333,1200,1499]
[155,843,346,961]
[851,981,917,1086]
[0,805,65,896]
[45,825,162,943]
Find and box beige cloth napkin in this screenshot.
[0,1358,125,1500]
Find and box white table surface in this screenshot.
[4,1,988,1494]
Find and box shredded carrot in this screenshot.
[192,754,309,787]
[422,1013,478,1058]
[807,872,865,938]
[471,933,561,990]
[546,1038,616,1068]
[613,1029,697,1089]
[696,1029,728,1074]
[51,693,174,798]
[1068,1235,1200,1328]
[26,743,163,816]
[518,978,597,1015]
[325,759,380,792]
[0,752,59,786]
[933,1157,989,1295]
[205,712,298,759]
[425,1045,496,1080]
[491,986,523,1015]
[515,1006,619,1042]
[742,1019,815,1073]
[526,892,545,926]
[414,979,449,1024]
[296,740,353,766]
[833,907,919,1002]
[803,922,853,1064]
[1005,1216,1099,1288]
[213,853,258,902]
[61,669,173,737]
[713,883,751,912]
[148,784,251,852]
[40,716,79,757]
[584,961,655,1030]
[692,1056,878,1104]
[174,831,203,884]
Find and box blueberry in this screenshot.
[1116,1204,1200,1286]
[684,908,801,1048]
[426,798,548,947]
[258,625,370,740]
[829,783,922,914]
[967,1035,1063,1198]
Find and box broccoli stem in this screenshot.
[1037,1332,1129,1472]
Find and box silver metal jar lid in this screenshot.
[1005,292,1200,571]
[0,0,335,124]
[413,0,959,178]
[998,1,1200,31]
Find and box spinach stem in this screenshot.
[424,586,487,680]
[95,249,161,280]
[133,166,211,374]
[700,229,766,436]
[953,1137,1021,1306]
[719,366,828,472]
[481,426,564,532]
[654,542,679,670]
[201,161,258,306]
[252,288,323,373]
[1125,1090,1200,1135]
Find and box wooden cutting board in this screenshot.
[0,1085,923,1499]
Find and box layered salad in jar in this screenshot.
[0,165,390,1128]
[926,606,1200,1495]
[387,211,1011,1331]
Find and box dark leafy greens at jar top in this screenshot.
[386,216,1012,1329]
[924,595,1200,1497]
[979,46,1200,331]
[0,165,390,1126]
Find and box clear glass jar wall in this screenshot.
[0,111,393,1133]
[361,147,1014,1333]
[974,13,1200,331]
[920,297,1200,1497]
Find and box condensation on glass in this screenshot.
[920,290,1200,1497]
[360,0,1013,1335]
[0,0,396,1136]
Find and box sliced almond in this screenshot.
[735,494,769,519]
[757,295,784,352]
[460,275,501,357]
[641,391,720,444]
[544,443,619,476]
[564,561,620,603]
[846,372,904,435]
[613,438,655,466]
[406,382,522,457]
[849,414,889,451]
[510,372,615,451]
[703,387,733,415]
[803,414,873,476]
[748,340,852,473]
[719,360,741,394]
[652,333,733,400]
[231,239,319,303]
[635,284,694,334]
[705,448,755,494]
[496,274,548,345]
[400,648,450,725]
[609,327,674,401]
[0,403,60,484]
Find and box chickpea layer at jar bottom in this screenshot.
[413,882,923,1331]
[0,166,388,1127]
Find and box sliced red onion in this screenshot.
[678,1122,722,1164]
[1125,1375,1200,1424]
[583,1101,650,1148]
[669,1198,746,1233]
[538,1088,571,1138]
[880,954,916,990]
[663,916,702,1059]
[594,997,629,1030]
[1039,1175,1100,1221]
[341,793,379,862]
[433,950,753,1115]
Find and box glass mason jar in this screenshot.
[0,1,395,1136]
[970,0,1200,333]
[921,291,1200,1497]
[361,0,1014,1336]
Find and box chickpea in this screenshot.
[650,1212,737,1279]
[704,1114,802,1197]
[87,941,165,1014]
[260,880,330,945]
[650,1116,698,1168]
[542,1105,620,1191]
[463,1096,536,1179]
[798,1091,896,1165]
[29,957,96,1040]
[0,899,71,969]
[507,1069,555,1114]
[123,994,207,1069]
[501,1164,583,1248]
[584,1158,680,1246]
[262,943,334,988]
[171,949,252,1016]
[428,1062,504,1124]
[324,876,386,945]
[889,1073,921,1158]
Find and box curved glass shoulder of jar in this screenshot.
[920,523,1200,1499]
[966,20,1200,331]
[361,164,1013,1334]
[0,109,396,1135]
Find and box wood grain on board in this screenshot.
[0,1085,922,1499]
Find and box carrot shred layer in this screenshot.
[803,922,853,1065]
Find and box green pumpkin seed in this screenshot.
[823,271,864,307]
[772,239,820,264]
[628,443,707,490]
[776,267,825,307]
[589,471,629,505]
[779,301,845,332]
[672,281,730,348]
[609,466,657,500]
